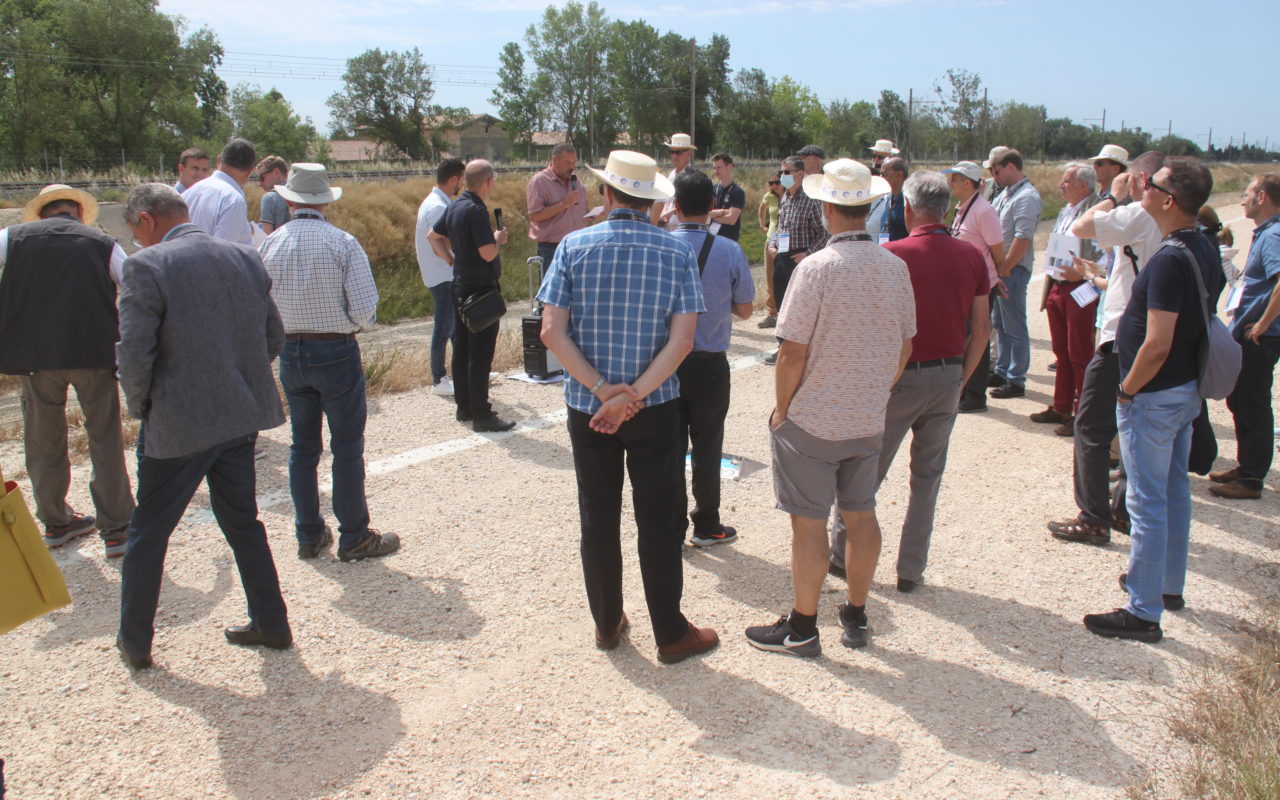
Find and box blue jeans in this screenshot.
[992,265,1030,386]
[535,241,558,268]
[119,429,288,654]
[1118,380,1200,622]
[279,338,369,550]
[428,281,456,384]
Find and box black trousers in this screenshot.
[567,402,689,647]
[452,285,500,419]
[772,251,800,310]
[960,288,999,407]
[677,351,731,536]
[1225,336,1280,488]
[1073,345,1120,526]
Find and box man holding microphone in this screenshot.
[527,142,589,266]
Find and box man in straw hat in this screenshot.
[651,132,696,229]
[115,183,289,668]
[259,164,399,563]
[0,184,134,556]
[745,159,915,657]
[867,138,899,175]
[538,149,718,664]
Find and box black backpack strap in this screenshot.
[696,232,715,275]
[1162,237,1214,334]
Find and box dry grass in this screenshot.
[361,328,524,397]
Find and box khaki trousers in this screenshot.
[20,368,134,531]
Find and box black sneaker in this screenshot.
[44,514,95,547]
[986,373,1007,388]
[473,415,517,433]
[102,527,129,558]
[337,529,401,562]
[757,315,777,329]
[762,350,778,365]
[990,383,1026,399]
[745,615,822,657]
[298,526,334,560]
[837,602,869,649]
[1083,608,1162,642]
[691,525,738,547]
[957,400,987,414]
[1118,573,1184,611]
[827,561,847,580]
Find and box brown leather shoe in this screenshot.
[595,612,629,650]
[1054,419,1075,437]
[1030,407,1070,424]
[657,623,719,664]
[1209,480,1262,500]
[1208,466,1241,484]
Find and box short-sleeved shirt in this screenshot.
[1233,214,1280,338]
[776,231,916,440]
[991,176,1042,270]
[538,208,706,415]
[712,181,746,241]
[884,225,987,362]
[415,186,453,287]
[433,190,499,288]
[951,192,1003,288]
[1116,229,1225,394]
[1093,203,1164,344]
[671,225,754,352]
[761,192,780,237]
[770,188,827,255]
[259,190,290,231]
[526,166,589,244]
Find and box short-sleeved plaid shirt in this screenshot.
[769,188,827,255]
[537,208,706,414]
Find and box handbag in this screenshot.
[1164,238,1242,400]
[1,466,71,635]
[458,288,506,334]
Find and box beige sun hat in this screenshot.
[1090,143,1130,166]
[982,146,1011,170]
[663,132,695,151]
[22,184,99,226]
[274,163,343,205]
[868,138,900,156]
[802,158,890,207]
[589,150,674,201]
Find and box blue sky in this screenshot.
[156,0,1278,152]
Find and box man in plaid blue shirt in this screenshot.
[538,150,719,665]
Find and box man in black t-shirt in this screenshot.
[428,159,515,432]
[1085,157,1223,644]
[708,153,746,242]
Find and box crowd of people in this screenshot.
[2,125,1275,667]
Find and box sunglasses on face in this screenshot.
[1145,176,1175,196]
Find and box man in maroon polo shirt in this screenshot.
[828,170,989,592]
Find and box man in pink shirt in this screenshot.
[526,142,589,266]
[944,161,1005,413]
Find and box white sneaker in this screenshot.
[489,371,501,383]
[431,378,454,396]
[254,446,267,460]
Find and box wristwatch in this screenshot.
[1116,383,1135,401]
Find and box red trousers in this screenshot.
[1046,281,1099,415]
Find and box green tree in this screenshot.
[714,68,777,159]
[933,68,984,159]
[877,90,908,144]
[770,76,823,155]
[490,41,541,159]
[824,99,879,158]
[230,85,318,163]
[328,47,435,159]
[607,19,667,152]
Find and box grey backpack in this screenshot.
[1164,238,1241,400]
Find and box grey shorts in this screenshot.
[770,418,883,519]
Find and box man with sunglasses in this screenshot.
[764,155,826,364]
[1084,157,1223,642]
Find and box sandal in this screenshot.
[1047,516,1110,545]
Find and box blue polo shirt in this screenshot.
[671,224,754,353]
[538,208,706,414]
[1232,214,1280,339]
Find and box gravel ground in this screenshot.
[1,194,1277,799]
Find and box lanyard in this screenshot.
[951,195,975,236]
[829,231,873,244]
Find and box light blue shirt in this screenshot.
[1233,214,1280,338]
[538,208,706,414]
[671,224,754,352]
[183,170,252,246]
[991,176,1042,271]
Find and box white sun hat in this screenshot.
[868,138,900,156]
[589,150,674,201]
[942,161,982,183]
[802,158,890,207]
[1090,144,1130,166]
[663,132,695,151]
[273,163,343,205]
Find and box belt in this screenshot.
[285,332,355,341]
[905,357,963,369]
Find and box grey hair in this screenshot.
[1065,161,1097,191]
[902,171,951,220]
[551,142,575,157]
[124,183,188,225]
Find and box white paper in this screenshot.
[585,205,604,219]
[1070,281,1100,307]
[877,233,891,246]
[709,222,722,235]
[1225,284,1245,312]
[777,232,790,253]
[250,222,268,247]
[1045,232,1079,263]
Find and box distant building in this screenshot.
[424,113,512,161]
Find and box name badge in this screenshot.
[777,232,790,253]
[877,233,891,246]
[709,222,722,236]
[1070,282,1100,308]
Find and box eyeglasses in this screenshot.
[767,181,780,186]
[1145,176,1176,197]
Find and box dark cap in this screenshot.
[797,144,826,159]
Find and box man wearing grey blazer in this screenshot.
[114,183,290,670]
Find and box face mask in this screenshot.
[780,174,795,189]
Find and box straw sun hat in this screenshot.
[801,158,890,206]
[589,150,674,201]
[22,184,99,226]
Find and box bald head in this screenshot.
[882,157,908,193]
[465,159,495,193]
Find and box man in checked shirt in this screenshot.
[764,155,827,365]
[259,164,401,563]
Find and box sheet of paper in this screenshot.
[1070,281,1100,307]
[776,232,790,253]
[1225,284,1244,312]
[1045,232,1079,263]
[250,222,267,247]
[709,222,722,235]
[585,205,604,219]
